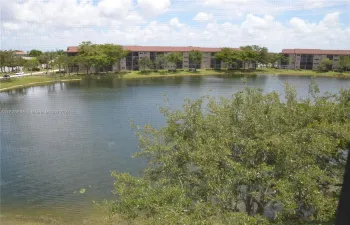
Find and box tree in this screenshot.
[108,84,350,225]
[189,50,203,70]
[77,41,98,75]
[28,49,43,57]
[268,53,286,68]
[240,46,259,69]
[257,47,269,67]
[154,54,168,70]
[138,57,153,72]
[166,52,183,70]
[336,56,350,72]
[38,51,57,72]
[55,54,67,72]
[24,58,39,75]
[99,44,128,72]
[317,58,333,72]
[215,48,240,69]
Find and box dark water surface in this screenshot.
[1,75,349,219]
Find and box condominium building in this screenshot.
[281,49,350,70]
[66,46,240,71]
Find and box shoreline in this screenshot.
[1,70,350,92]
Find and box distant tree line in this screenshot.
[0,49,67,75]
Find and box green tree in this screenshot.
[38,51,56,72]
[77,41,98,75]
[166,52,183,70]
[336,56,350,72]
[317,58,333,72]
[28,49,43,57]
[108,84,350,225]
[215,48,240,69]
[154,54,168,70]
[189,50,203,70]
[138,57,153,72]
[24,58,39,75]
[257,47,269,67]
[55,54,67,72]
[99,44,128,72]
[240,46,259,69]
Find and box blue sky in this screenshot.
[1,0,349,52]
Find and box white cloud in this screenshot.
[320,12,340,27]
[196,0,349,19]
[137,0,171,17]
[193,12,214,22]
[0,0,349,52]
[169,18,184,28]
[98,0,133,18]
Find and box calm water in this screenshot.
[1,75,350,219]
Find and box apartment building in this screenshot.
[281,49,350,70]
[66,46,239,71]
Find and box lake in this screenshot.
[1,74,350,221]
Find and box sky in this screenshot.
[0,0,349,52]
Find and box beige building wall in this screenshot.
[116,58,126,71]
[294,54,301,69]
[183,52,189,69]
[201,52,211,69]
[312,54,322,69]
[333,55,341,68]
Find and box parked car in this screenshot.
[3,74,10,78]
[15,72,24,75]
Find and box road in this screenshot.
[0,70,59,80]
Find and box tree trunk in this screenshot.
[245,195,254,216]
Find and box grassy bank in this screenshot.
[0,75,82,91]
[1,69,349,92]
[120,68,350,79]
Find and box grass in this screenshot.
[0,74,82,91]
[119,68,350,79]
[1,68,349,92]
[257,68,350,77]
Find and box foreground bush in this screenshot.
[109,83,350,225]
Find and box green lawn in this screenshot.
[257,68,350,77]
[0,75,81,91]
[1,69,349,92]
[119,68,350,79]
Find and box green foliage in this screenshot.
[77,41,127,74]
[28,49,43,57]
[109,84,350,224]
[0,50,26,72]
[240,46,259,69]
[166,52,183,69]
[317,58,333,72]
[268,53,285,67]
[215,48,240,69]
[189,50,203,69]
[255,46,269,65]
[154,54,168,70]
[336,56,350,72]
[138,57,154,71]
[24,58,40,74]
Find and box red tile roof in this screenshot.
[14,51,27,55]
[281,49,295,54]
[66,46,239,53]
[123,46,239,53]
[282,49,350,55]
[66,46,79,53]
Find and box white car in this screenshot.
[15,72,25,75]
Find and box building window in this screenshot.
[327,55,334,60]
